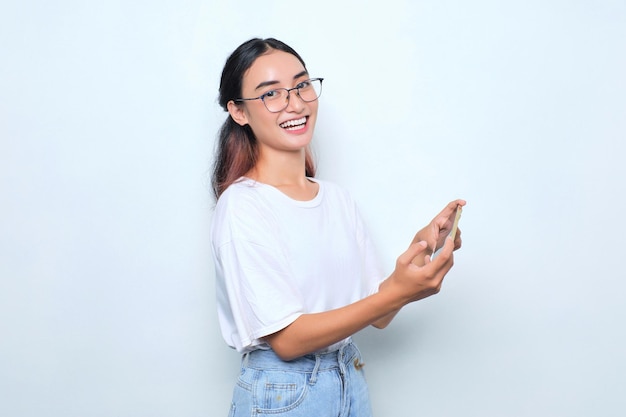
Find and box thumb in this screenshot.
[432,235,455,263]
[397,241,428,266]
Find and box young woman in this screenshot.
[210,37,465,417]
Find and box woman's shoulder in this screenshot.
[313,178,356,205]
[211,178,278,241]
[216,177,262,205]
[212,178,267,222]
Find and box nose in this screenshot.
[284,88,305,112]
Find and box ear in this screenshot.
[227,100,249,126]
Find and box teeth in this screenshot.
[280,117,306,128]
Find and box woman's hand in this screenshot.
[411,199,466,266]
[385,237,456,304]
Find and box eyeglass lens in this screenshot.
[263,79,322,112]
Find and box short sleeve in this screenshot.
[352,198,387,296]
[214,236,305,351]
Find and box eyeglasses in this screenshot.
[234,78,324,113]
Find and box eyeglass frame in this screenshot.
[233,77,324,113]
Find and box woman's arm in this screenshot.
[263,238,456,361]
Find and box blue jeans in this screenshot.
[228,341,373,416]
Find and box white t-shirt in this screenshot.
[210,177,385,353]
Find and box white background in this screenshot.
[1,1,625,416]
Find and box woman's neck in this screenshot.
[246,149,318,201]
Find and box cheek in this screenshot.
[246,112,279,137]
[309,106,319,127]
[245,107,272,126]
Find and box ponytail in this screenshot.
[211,117,257,199]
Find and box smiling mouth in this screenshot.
[279,116,307,131]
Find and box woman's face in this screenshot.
[229,50,319,156]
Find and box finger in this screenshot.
[450,199,466,208]
[435,200,463,226]
[442,199,464,214]
[432,236,455,264]
[397,241,428,266]
[437,202,458,220]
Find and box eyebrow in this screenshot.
[254,70,309,91]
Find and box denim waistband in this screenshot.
[244,340,362,373]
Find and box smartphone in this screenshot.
[431,205,462,260]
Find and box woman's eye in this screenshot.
[263,90,279,99]
[296,80,311,89]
